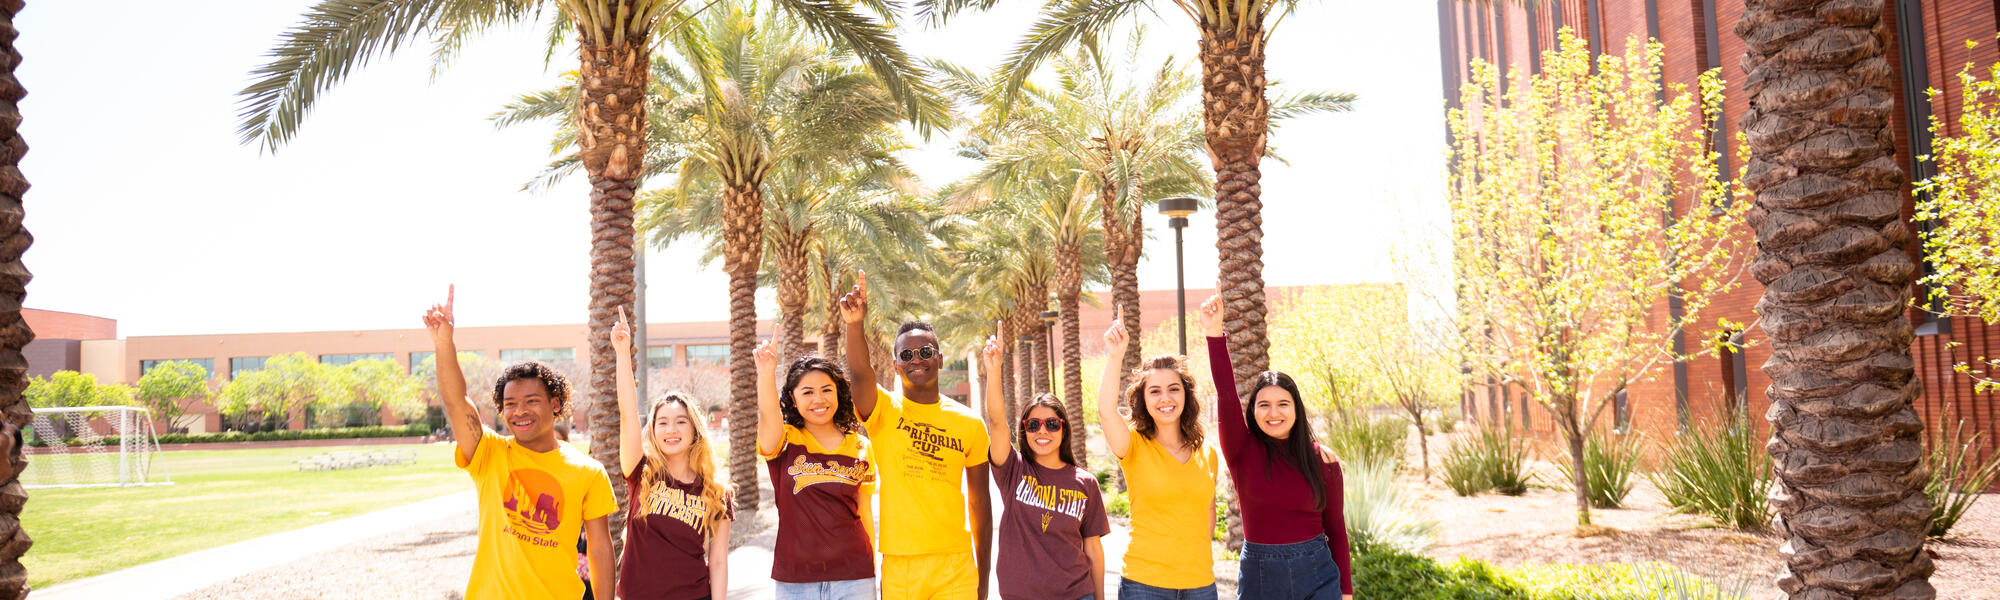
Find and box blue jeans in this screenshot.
[1238,534,1342,600]
[1119,577,1219,600]
[775,577,876,600]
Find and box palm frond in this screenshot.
[997,0,1150,112]
[236,0,454,152]
[770,0,953,134]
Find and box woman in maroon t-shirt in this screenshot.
[753,342,878,600]
[1199,296,1353,600]
[978,332,1111,600]
[611,310,733,600]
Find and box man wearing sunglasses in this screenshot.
[840,271,994,600]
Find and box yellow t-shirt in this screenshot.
[862,387,990,556]
[1118,427,1221,589]
[456,428,618,599]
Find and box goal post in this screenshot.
[27,406,173,489]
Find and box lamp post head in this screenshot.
[1159,196,1200,229]
[1018,335,1034,344]
[1039,310,1058,325]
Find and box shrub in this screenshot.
[1437,406,1461,435]
[1104,489,1130,518]
[1510,563,1751,600]
[1925,420,2000,539]
[1354,547,1526,600]
[1441,424,1535,496]
[1344,455,1439,554]
[1650,415,1771,530]
[1323,408,1409,467]
[30,423,433,447]
[1554,430,1642,509]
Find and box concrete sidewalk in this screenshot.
[39,491,475,600]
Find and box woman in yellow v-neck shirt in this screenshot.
[1096,306,1222,599]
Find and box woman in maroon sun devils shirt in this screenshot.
[1199,295,1353,600]
[611,309,734,600]
[753,341,878,600]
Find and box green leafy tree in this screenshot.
[337,358,427,425]
[1915,36,2000,391]
[218,354,351,429]
[1448,32,1747,527]
[135,360,213,432]
[26,371,132,409]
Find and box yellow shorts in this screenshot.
[880,551,977,600]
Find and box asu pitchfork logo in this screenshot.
[786,455,872,493]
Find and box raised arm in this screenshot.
[611,308,642,478]
[1097,305,1133,459]
[980,330,1010,467]
[423,285,482,463]
[754,341,785,456]
[1201,295,1248,456]
[839,271,880,420]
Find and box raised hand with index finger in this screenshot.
[838,270,869,325]
[1103,305,1127,348]
[611,306,632,352]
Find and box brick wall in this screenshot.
[22,308,115,341]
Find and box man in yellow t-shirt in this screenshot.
[838,271,994,600]
[424,286,618,599]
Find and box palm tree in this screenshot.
[1736,4,1936,598]
[239,0,944,531]
[929,0,1351,393]
[636,7,948,508]
[0,0,31,594]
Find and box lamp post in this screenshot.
[1159,197,1201,355]
[1039,309,1058,394]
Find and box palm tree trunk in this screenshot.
[577,33,649,556]
[1737,2,1934,597]
[773,234,810,361]
[0,2,32,593]
[1199,20,1273,395]
[722,183,765,513]
[1100,187,1145,391]
[1056,243,1089,469]
[820,262,841,362]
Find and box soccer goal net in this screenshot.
[27,406,172,489]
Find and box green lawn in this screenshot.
[23,443,472,589]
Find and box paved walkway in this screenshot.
[41,471,1165,599]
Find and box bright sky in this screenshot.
[17,0,1445,337]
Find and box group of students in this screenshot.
[419,274,1353,600]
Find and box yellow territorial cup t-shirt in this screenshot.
[862,387,990,556]
[1118,426,1220,589]
[457,427,617,599]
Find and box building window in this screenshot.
[141,359,214,376]
[409,351,434,371]
[320,353,394,367]
[229,357,267,378]
[501,348,575,362]
[647,346,674,370]
[685,344,728,366]
[1613,388,1630,433]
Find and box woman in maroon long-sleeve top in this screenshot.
[1199,295,1353,600]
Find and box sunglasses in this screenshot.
[1020,417,1066,433]
[897,345,939,362]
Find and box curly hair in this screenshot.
[780,356,861,434]
[492,361,573,418]
[1124,355,1205,451]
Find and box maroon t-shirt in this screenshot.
[763,427,876,583]
[991,448,1111,600]
[1209,335,1355,595]
[619,457,733,600]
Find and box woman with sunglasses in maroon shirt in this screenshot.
[977,329,1111,600]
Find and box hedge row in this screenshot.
[1355,547,1749,600]
[29,423,431,447]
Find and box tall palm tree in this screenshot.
[929,0,1350,393]
[0,1,31,595]
[631,6,946,510]
[239,0,944,530]
[1736,4,1935,598]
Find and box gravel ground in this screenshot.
[173,509,480,600]
[1412,431,2000,600]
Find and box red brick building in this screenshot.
[1437,0,2000,453]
